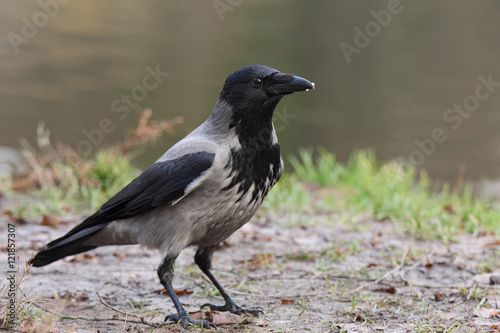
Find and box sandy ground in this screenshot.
[2,205,500,332]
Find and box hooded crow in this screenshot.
[30,65,314,328]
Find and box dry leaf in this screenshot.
[252,253,273,266]
[189,312,206,321]
[374,286,397,294]
[252,233,273,242]
[41,215,59,228]
[485,240,500,247]
[20,318,36,332]
[444,204,456,214]
[175,289,193,296]
[19,318,61,332]
[155,288,192,296]
[10,176,38,192]
[3,210,18,221]
[425,258,434,267]
[74,291,89,302]
[71,253,94,263]
[209,311,246,325]
[112,252,126,260]
[434,291,446,301]
[352,314,363,321]
[281,296,295,305]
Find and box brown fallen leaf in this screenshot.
[352,313,364,321]
[10,176,38,192]
[74,291,89,302]
[444,204,456,214]
[485,240,500,247]
[425,257,434,267]
[252,233,273,242]
[371,236,382,245]
[209,311,246,325]
[374,286,397,294]
[281,296,294,304]
[20,318,37,332]
[71,253,94,263]
[3,210,20,221]
[252,253,273,266]
[112,252,126,260]
[189,312,207,321]
[155,288,193,296]
[41,215,60,228]
[175,289,193,296]
[434,291,446,301]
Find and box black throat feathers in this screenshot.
[223,116,282,204]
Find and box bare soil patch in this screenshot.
[3,207,500,332]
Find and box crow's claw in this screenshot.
[165,313,217,329]
[201,302,264,316]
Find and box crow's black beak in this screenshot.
[268,73,315,95]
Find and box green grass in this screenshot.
[265,148,500,240]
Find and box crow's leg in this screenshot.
[195,246,264,316]
[158,254,216,329]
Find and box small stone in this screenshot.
[489,275,500,285]
[434,291,446,301]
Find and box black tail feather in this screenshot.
[30,223,107,267]
[30,243,97,267]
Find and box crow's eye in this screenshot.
[251,77,263,88]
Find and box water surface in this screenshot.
[1,1,500,184]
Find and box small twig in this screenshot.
[400,251,429,284]
[29,293,163,328]
[287,272,324,291]
[350,246,409,294]
[33,304,157,326]
[95,292,162,327]
[225,288,350,301]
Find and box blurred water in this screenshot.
[1,1,500,184]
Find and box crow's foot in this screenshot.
[201,301,264,316]
[165,313,217,329]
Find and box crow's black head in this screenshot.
[220,65,314,123]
